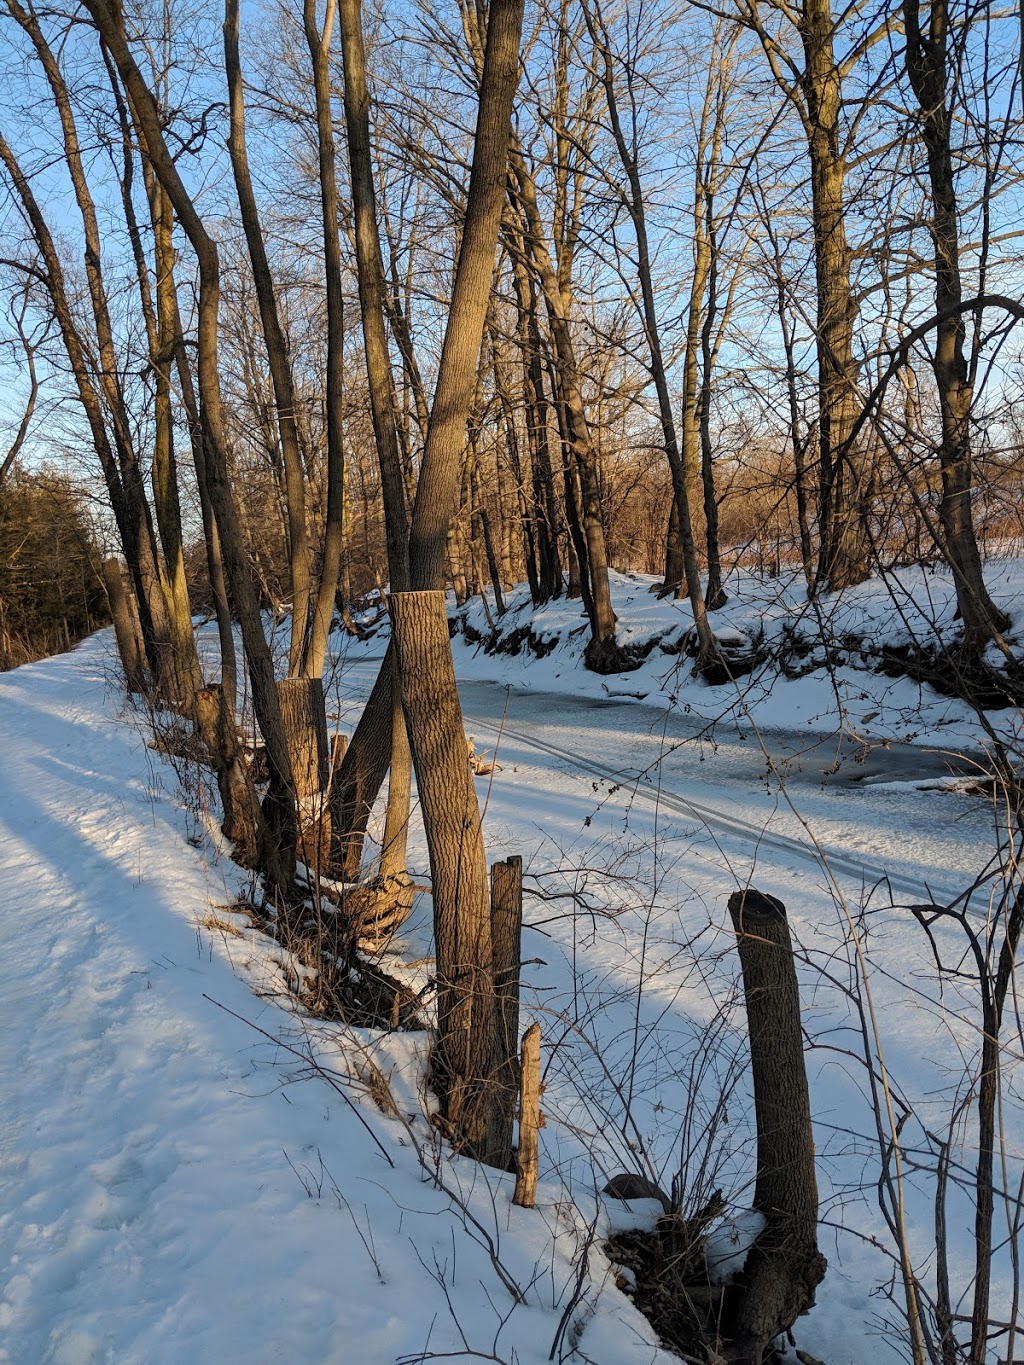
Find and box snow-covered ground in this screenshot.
[444,561,1024,753]
[2,563,1021,1363]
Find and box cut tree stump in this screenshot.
[721,888,826,1362]
[277,677,329,872]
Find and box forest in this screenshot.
[0,0,1023,1360]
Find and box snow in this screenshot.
[2,561,1022,1363]
[0,638,669,1365]
[445,561,1024,754]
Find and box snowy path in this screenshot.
[0,636,678,1365]
[2,631,1016,1364]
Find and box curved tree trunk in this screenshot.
[89,0,297,898]
[300,0,347,680]
[224,0,311,676]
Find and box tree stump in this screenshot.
[277,677,329,873]
[722,888,826,1362]
[491,855,523,1171]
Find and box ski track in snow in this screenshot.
[1,622,1018,1365]
[0,634,676,1365]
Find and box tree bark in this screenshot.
[195,683,261,863]
[490,855,523,1171]
[903,0,1009,656]
[224,0,311,675]
[301,0,347,680]
[797,0,870,592]
[390,591,505,1164]
[513,1021,541,1208]
[723,889,826,1362]
[101,558,147,695]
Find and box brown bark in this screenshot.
[491,856,523,1169]
[224,0,311,676]
[338,0,411,596]
[332,0,413,882]
[797,0,870,592]
[903,0,1009,657]
[723,889,826,1362]
[102,558,147,694]
[277,676,330,872]
[379,669,412,878]
[87,0,297,897]
[513,1021,541,1208]
[148,178,204,704]
[195,684,261,863]
[276,678,329,800]
[507,239,562,602]
[390,591,505,1164]
[329,640,396,878]
[301,0,347,680]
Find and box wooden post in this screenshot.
[723,888,827,1362]
[513,1022,541,1208]
[101,557,147,694]
[490,855,523,1170]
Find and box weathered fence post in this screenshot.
[513,1021,541,1208]
[490,855,523,1170]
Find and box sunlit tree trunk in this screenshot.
[88,0,297,897]
[903,0,1009,657]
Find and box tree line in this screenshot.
[0,1,1022,1344]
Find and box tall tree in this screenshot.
[903,0,1009,657]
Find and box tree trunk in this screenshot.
[798,0,870,593]
[101,558,148,695]
[276,677,329,800]
[277,676,330,872]
[903,0,1009,657]
[301,0,347,680]
[379,666,412,879]
[723,889,826,1361]
[391,591,506,1164]
[148,178,204,706]
[329,640,396,878]
[195,684,261,863]
[224,0,311,675]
